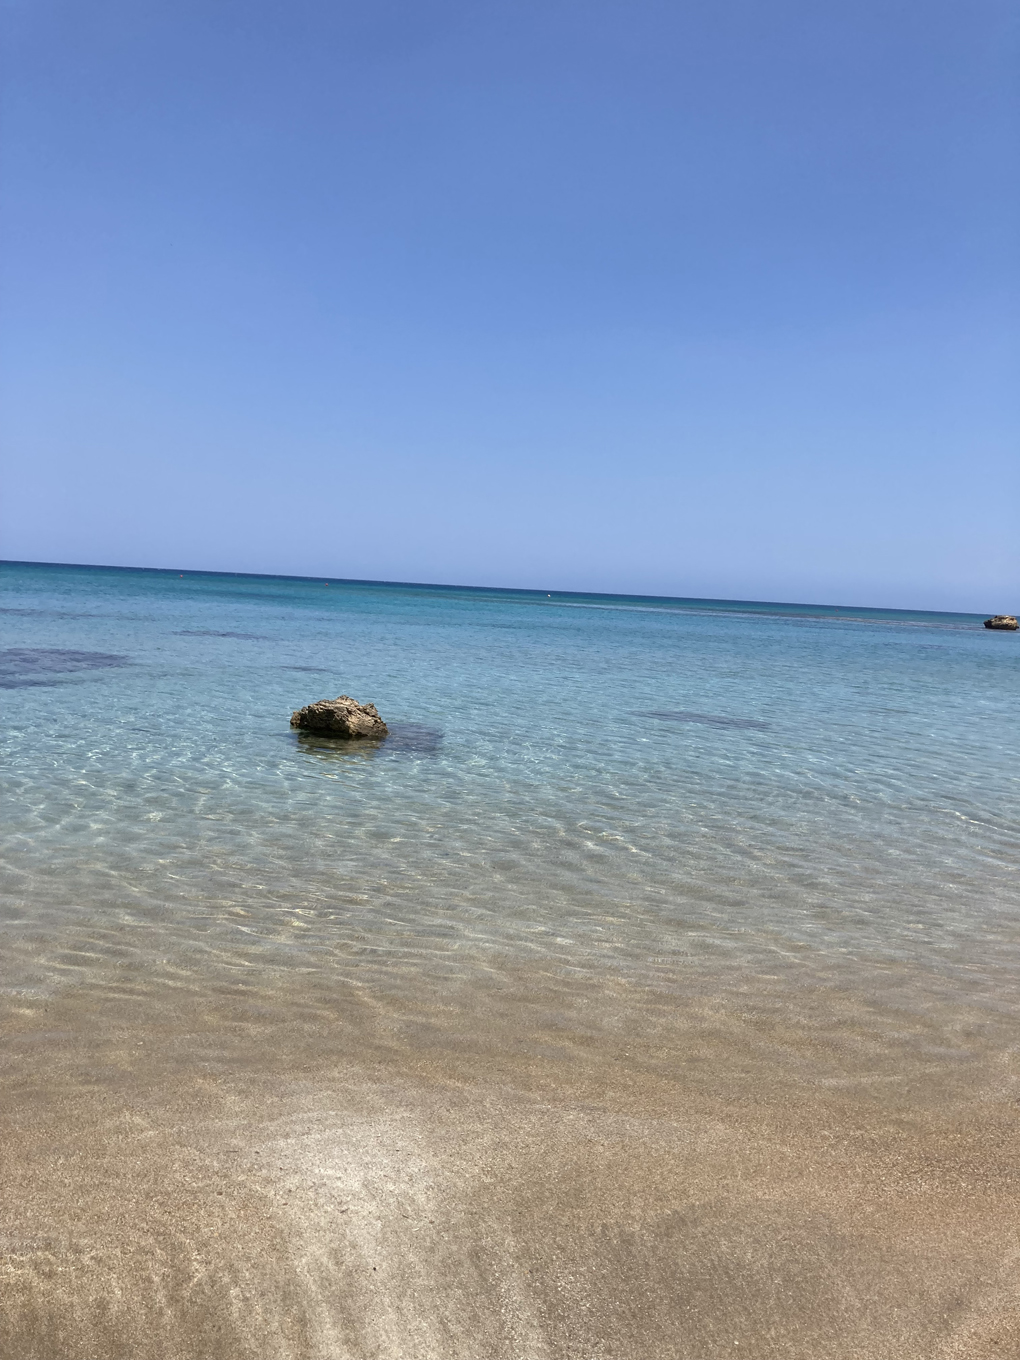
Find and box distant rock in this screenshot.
[983,615,1018,631]
[290,695,389,738]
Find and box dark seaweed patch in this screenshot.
[0,607,98,618]
[640,710,770,731]
[0,648,130,688]
[174,629,268,640]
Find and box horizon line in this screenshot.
[0,557,992,620]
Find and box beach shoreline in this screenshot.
[3,564,1018,1356]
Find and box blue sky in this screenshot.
[2,0,1016,609]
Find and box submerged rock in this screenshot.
[983,615,1018,631]
[290,695,389,738]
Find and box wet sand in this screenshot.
[3,963,1019,1359]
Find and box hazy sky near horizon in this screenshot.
[1,0,1016,610]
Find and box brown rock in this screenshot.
[983,615,1018,631]
[290,695,389,738]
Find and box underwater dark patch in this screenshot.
[0,607,98,618]
[382,723,444,754]
[174,630,268,640]
[639,710,770,731]
[292,722,443,763]
[0,648,131,688]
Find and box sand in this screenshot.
[2,963,1019,1358]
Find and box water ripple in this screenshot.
[639,710,771,730]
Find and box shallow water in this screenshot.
[1,560,1017,1007]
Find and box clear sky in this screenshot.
[1,0,1016,610]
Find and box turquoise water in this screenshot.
[2,560,1018,1009]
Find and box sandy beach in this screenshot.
[4,960,1019,1359]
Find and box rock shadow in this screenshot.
[292,723,443,764]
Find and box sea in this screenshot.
[4,559,1020,1359]
[1,558,1017,1015]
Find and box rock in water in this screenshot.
[290,695,389,738]
[983,615,1018,631]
